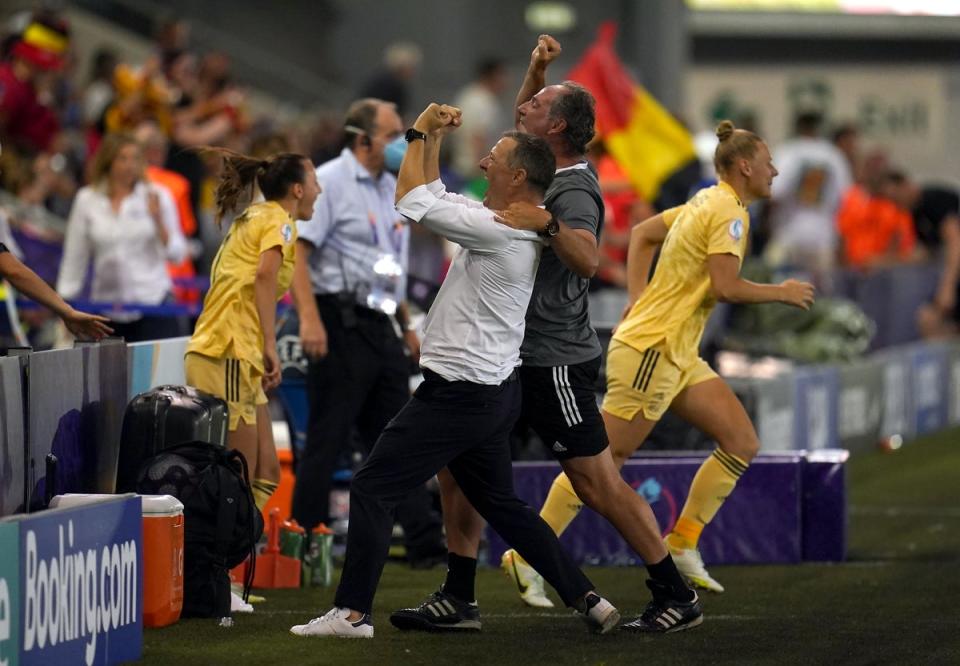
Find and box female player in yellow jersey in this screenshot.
[530,120,815,597]
[185,149,321,513]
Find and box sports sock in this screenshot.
[667,449,749,551]
[646,554,696,602]
[251,478,279,511]
[442,552,477,603]
[514,472,583,568]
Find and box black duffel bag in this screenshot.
[136,441,263,618]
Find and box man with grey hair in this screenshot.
[392,34,701,635]
[290,102,619,639]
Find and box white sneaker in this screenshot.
[231,582,265,604]
[578,592,620,635]
[667,542,725,593]
[230,590,254,613]
[500,549,554,608]
[290,607,374,638]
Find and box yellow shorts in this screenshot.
[602,339,718,422]
[184,352,267,431]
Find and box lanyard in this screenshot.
[364,180,404,255]
[368,211,404,255]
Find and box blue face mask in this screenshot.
[384,135,408,172]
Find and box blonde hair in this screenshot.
[713,120,763,176]
[90,132,142,185]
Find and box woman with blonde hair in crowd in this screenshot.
[57,132,188,341]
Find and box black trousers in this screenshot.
[291,296,442,557]
[334,370,594,614]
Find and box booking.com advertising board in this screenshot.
[0,496,143,666]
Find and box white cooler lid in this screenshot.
[141,494,184,516]
[50,493,133,509]
[49,493,183,516]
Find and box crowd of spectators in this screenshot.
[0,8,957,350]
[0,10,349,347]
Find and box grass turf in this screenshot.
[137,429,960,665]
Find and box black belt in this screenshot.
[316,293,390,319]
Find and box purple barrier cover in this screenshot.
[487,453,817,567]
[802,450,848,561]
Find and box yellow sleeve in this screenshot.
[661,205,684,229]
[706,201,747,259]
[257,209,296,256]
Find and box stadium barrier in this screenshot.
[486,449,848,567]
[0,495,143,666]
[0,333,957,568]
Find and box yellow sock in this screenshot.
[514,473,583,568]
[251,478,279,511]
[667,449,748,551]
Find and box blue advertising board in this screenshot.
[793,366,840,451]
[908,344,948,436]
[0,496,142,666]
[0,522,20,666]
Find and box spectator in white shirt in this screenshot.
[57,132,187,341]
[449,58,509,182]
[766,112,851,287]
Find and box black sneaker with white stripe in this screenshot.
[622,579,703,634]
[389,588,482,632]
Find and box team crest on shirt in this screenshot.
[281,223,293,243]
[728,218,744,241]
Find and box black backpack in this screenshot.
[136,442,264,617]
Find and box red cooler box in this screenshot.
[50,493,185,627]
[141,495,184,627]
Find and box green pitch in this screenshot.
[138,429,960,665]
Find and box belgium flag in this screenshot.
[568,22,696,202]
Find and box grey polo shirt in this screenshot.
[297,148,409,309]
[396,180,542,385]
[521,162,605,367]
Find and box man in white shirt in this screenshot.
[290,103,619,639]
[449,58,509,182]
[766,112,852,285]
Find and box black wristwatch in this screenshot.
[539,215,560,238]
[405,128,427,143]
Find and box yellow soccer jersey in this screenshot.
[614,181,748,369]
[188,201,297,372]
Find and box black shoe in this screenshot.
[389,588,482,632]
[622,579,703,634]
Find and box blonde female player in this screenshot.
[505,121,815,609]
[185,148,320,519]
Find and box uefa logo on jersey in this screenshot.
[281,224,293,243]
[728,218,744,241]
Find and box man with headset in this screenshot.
[290,97,445,567]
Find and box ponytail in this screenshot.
[713,120,763,176]
[201,147,308,227]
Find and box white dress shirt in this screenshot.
[57,181,187,304]
[396,180,542,385]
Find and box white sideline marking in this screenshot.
[850,506,960,518]
[261,610,761,621]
